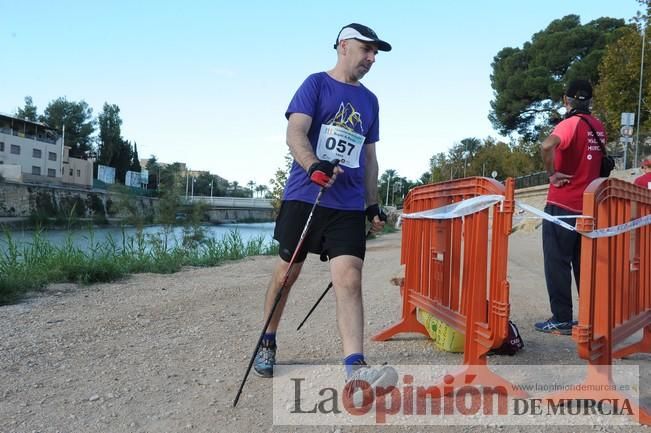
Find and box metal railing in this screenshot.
[514,171,549,189]
[184,196,273,209]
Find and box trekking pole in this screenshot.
[233,160,338,407]
[296,209,387,331]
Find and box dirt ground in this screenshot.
[1,229,649,433]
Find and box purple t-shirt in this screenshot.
[283,72,380,210]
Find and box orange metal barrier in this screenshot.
[543,178,651,424]
[373,177,523,395]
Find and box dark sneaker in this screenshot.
[253,341,276,378]
[534,317,574,335]
[344,362,399,407]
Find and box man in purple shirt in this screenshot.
[254,23,397,399]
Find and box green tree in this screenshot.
[145,155,160,190]
[131,142,142,172]
[379,169,398,207]
[593,1,651,164]
[97,103,123,167]
[489,15,628,139]
[269,153,293,214]
[192,172,219,196]
[15,96,38,121]
[212,175,229,196]
[427,137,538,183]
[247,180,256,198]
[429,152,451,183]
[418,171,432,185]
[40,97,95,158]
[158,162,184,224]
[460,137,482,159]
[116,139,134,183]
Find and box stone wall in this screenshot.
[0,181,158,222]
[204,208,274,224]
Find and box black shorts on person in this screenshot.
[273,200,366,263]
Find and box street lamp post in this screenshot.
[393,181,402,207]
[385,173,393,207]
[635,22,647,169]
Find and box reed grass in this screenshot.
[0,227,278,305]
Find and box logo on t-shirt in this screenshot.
[316,102,366,168]
[327,102,365,134]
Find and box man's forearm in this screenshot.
[365,157,379,206]
[541,134,560,176]
[287,129,318,172]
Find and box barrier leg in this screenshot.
[542,364,650,425]
[372,305,428,341]
[428,363,528,399]
[613,325,651,359]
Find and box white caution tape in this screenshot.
[398,195,504,227]
[514,202,578,233]
[582,214,651,238]
[399,195,651,239]
[514,201,651,238]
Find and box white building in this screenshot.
[0,113,63,182]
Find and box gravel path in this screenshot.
[1,230,649,433]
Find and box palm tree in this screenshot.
[379,169,398,206]
[460,137,482,159]
[247,180,256,198]
[230,181,239,196]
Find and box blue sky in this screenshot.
[0,0,641,187]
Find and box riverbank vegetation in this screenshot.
[0,225,278,305]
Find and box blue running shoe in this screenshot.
[534,317,574,335]
[253,341,276,378]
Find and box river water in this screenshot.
[0,222,276,252]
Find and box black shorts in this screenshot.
[273,200,367,263]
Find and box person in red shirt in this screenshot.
[537,79,606,335]
[634,158,651,189]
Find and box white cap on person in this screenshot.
[334,23,392,52]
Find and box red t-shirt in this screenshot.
[634,172,651,189]
[546,115,606,213]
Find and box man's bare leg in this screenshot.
[330,255,364,356]
[263,258,304,333]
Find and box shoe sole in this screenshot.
[253,367,273,378]
[534,327,572,336]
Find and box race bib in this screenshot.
[315,124,365,168]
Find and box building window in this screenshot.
[47,168,56,177]
[69,168,73,176]
[10,144,20,155]
[33,148,42,158]
[48,152,57,161]
[32,166,41,176]
[77,169,81,177]
[0,141,4,152]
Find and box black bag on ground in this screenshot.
[490,320,524,356]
